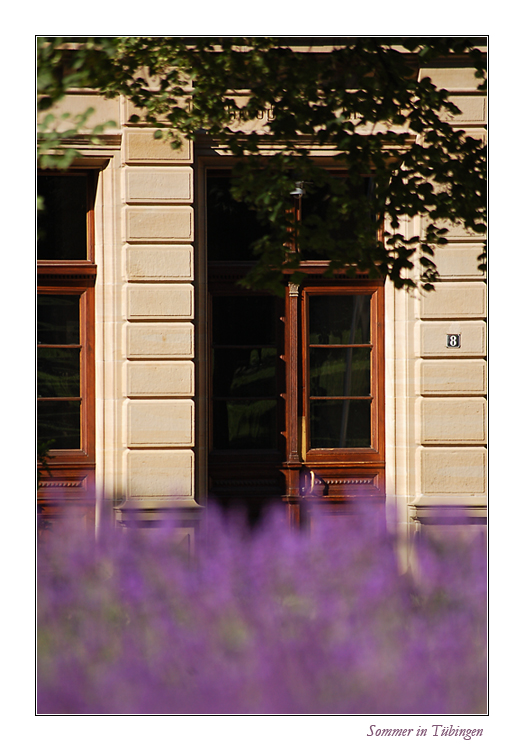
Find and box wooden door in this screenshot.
[205,169,385,524]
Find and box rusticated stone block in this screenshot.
[417,360,486,395]
[419,447,487,494]
[125,167,193,203]
[125,362,194,397]
[126,400,194,447]
[420,283,486,319]
[126,450,194,498]
[124,128,192,162]
[420,67,483,91]
[126,246,193,280]
[432,244,485,279]
[416,321,486,357]
[417,397,486,444]
[126,284,193,320]
[422,216,486,242]
[40,94,120,132]
[125,323,194,359]
[444,95,486,122]
[125,206,193,242]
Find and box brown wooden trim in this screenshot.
[286,281,301,465]
[37,169,97,264]
[301,280,385,465]
[81,284,96,462]
[38,262,97,281]
[37,284,95,465]
[37,170,97,508]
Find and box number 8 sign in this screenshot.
[446,334,461,348]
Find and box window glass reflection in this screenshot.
[37,295,80,345]
[213,400,277,450]
[213,296,276,345]
[37,401,81,450]
[310,347,370,397]
[212,295,279,451]
[310,400,371,448]
[309,295,370,344]
[38,349,80,398]
[213,348,277,398]
[37,175,88,260]
[207,175,269,262]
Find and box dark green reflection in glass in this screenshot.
[37,175,88,260]
[38,295,80,344]
[213,348,276,398]
[37,401,81,449]
[310,347,370,397]
[300,177,375,260]
[207,175,269,262]
[38,349,80,398]
[310,400,371,448]
[212,295,279,450]
[213,400,277,450]
[309,295,370,344]
[213,296,276,345]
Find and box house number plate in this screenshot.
[446,334,461,348]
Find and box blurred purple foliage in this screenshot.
[37,505,486,715]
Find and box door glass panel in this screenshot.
[308,293,373,450]
[207,175,269,262]
[310,347,370,397]
[37,293,82,449]
[37,400,81,450]
[300,177,375,260]
[37,349,80,398]
[37,174,88,260]
[212,296,279,451]
[309,295,370,344]
[37,295,80,344]
[310,400,371,448]
[213,296,276,345]
[213,348,277,398]
[213,400,277,450]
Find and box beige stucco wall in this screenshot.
[118,123,199,528]
[43,59,486,543]
[387,65,487,553]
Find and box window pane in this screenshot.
[310,347,370,397]
[213,399,277,450]
[310,399,371,448]
[38,349,80,398]
[309,295,370,344]
[300,176,375,260]
[38,295,80,345]
[207,175,269,262]
[37,400,81,450]
[213,348,276,398]
[37,175,88,260]
[213,296,276,345]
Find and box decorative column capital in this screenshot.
[288,282,300,297]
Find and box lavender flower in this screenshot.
[37,504,486,715]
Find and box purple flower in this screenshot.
[37,504,486,714]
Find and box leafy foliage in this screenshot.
[37,37,487,293]
[37,38,117,170]
[37,505,487,714]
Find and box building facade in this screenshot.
[37,46,487,557]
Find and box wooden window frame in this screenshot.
[37,170,97,502]
[300,280,385,464]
